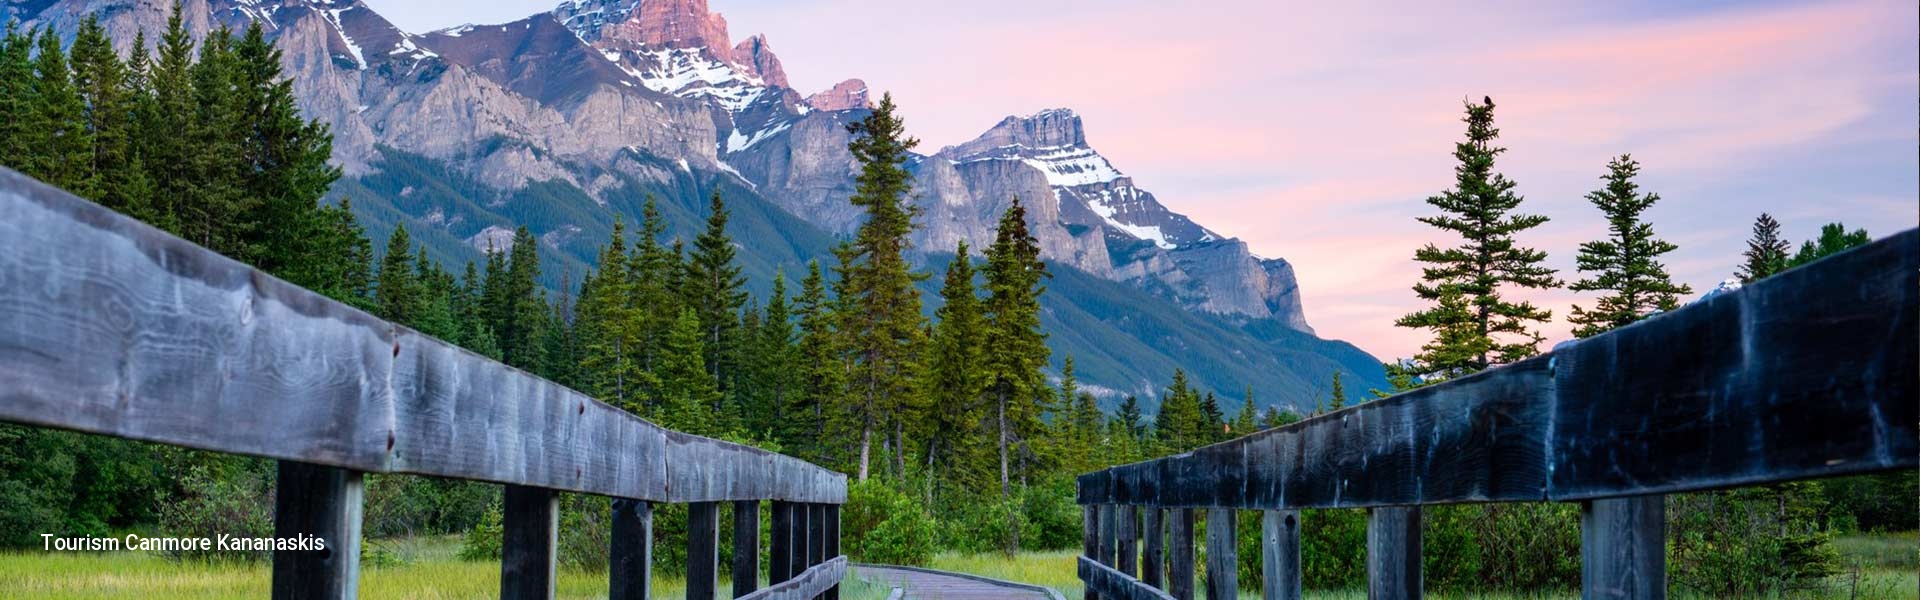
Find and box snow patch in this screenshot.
[725,121,791,153]
[466,225,517,253]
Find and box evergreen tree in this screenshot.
[375,225,421,324]
[578,221,644,411]
[69,17,134,212]
[682,192,748,388]
[496,228,546,370]
[1115,396,1145,441]
[0,23,36,170]
[1153,370,1203,453]
[1198,392,1225,443]
[29,25,94,196]
[1327,372,1347,411]
[1737,213,1792,283]
[1789,223,1871,268]
[1567,155,1691,338]
[741,272,799,438]
[1395,97,1558,381]
[924,244,990,496]
[790,260,843,466]
[231,22,341,286]
[837,93,927,481]
[630,197,679,374]
[656,309,721,435]
[982,198,1050,497]
[1231,391,1257,437]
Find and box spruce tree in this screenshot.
[924,243,990,496]
[1231,392,1256,437]
[1737,213,1792,283]
[837,93,927,481]
[1327,372,1347,411]
[232,22,340,285]
[791,260,843,466]
[29,26,94,196]
[577,221,645,412]
[0,23,35,170]
[1395,97,1558,380]
[630,197,678,373]
[982,198,1049,497]
[69,17,133,211]
[1152,370,1202,453]
[1567,155,1691,338]
[375,225,421,324]
[682,193,748,389]
[657,308,721,435]
[497,227,546,370]
[742,272,799,438]
[1198,392,1225,443]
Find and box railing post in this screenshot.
[1205,509,1237,600]
[271,461,363,600]
[1583,496,1665,599]
[809,504,827,582]
[610,499,653,600]
[1167,508,1196,600]
[1116,505,1139,577]
[1142,507,1165,590]
[688,502,721,600]
[1083,505,1102,600]
[1261,510,1301,600]
[789,502,812,584]
[1099,504,1118,567]
[732,500,760,598]
[824,504,841,600]
[770,502,794,584]
[1367,507,1421,600]
[502,485,559,600]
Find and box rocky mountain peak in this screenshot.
[805,78,870,111]
[731,34,789,89]
[597,0,731,50]
[945,108,1087,157]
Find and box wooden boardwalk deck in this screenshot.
[852,564,1062,600]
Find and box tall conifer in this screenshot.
[1567,155,1690,338]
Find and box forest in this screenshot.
[0,9,1912,597]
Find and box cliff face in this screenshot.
[13,0,1349,400]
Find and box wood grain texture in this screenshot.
[270,461,362,600]
[734,501,761,598]
[1366,507,1420,600]
[788,502,812,582]
[1076,229,1918,513]
[736,556,847,600]
[1166,508,1195,600]
[609,499,653,600]
[0,168,846,505]
[502,485,559,600]
[688,502,721,600]
[1116,505,1139,577]
[1079,556,1178,600]
[853,564,1062,600]
[823,505,841,600]
[1260,510,1300,600]
[1141,508,1164,590]
[770,501,794,584]
[1581,496,1664,600]
[1203,509,1236,600]
[1083,506,1100,600]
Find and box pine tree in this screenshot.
[1789,223,1871,268]
[29,25,94,196]
[1231,391,1257,437]
[837,93,927,481]
[683,192,748,389]
[1395,97,1558,380]
[630,197,679,374]
[982,198,1050,497]
[0,23,36,170]
[1567,155,1691,338]
[375,225,421,324]
[231,22,340,285]
[145,4,196,234]
[1327,372,1347,411]
[1737,213,1792,283]
[924,243,990,496]
[411,249,459,340]
[183,27,253,258]
[69,17,134,212]
[497,227,546,370]
[657,309,721,435]
[1116,396,1145,441]
[1198,392,1225,443]
[1152,369,1204,453]
[741,272,799,438]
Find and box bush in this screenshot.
[457,502,504,561]
[843,478,936,565]
[364,474,498,538]
[1671,486,1840,596]
[1019,479,1083,551]
[1299,508,1366,588]
[157,464,274,562]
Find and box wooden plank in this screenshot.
[737,556,847,600]
[1260,511,1300,600]
[810,504,827,567]
[1203,509,1236,600]
[0,168,847,505]
[689,502,721,600]
[733,500,761,598]
[609,499,653,600]
[823,505,841,600]
[853,564,1060,599]
[1141,508,1164,590]
[1099,505,1118,567]
[1080,556,1178,600]
[501,485,558,600]
[1166,508,1195,600]
[1116,505,1139,577]
[1581,496,1664,599]
[1366,507,1420,600]
[789,503,812,583]
[270,461,362,600]
[1550,229,1919,499]
[1083,506,1100,600]
[769,502,794,584]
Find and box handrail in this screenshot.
[1074,228,1918,600]
[0,167,848,600]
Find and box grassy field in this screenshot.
[0,534,1911,598]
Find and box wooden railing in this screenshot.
[1076,229,1919,600]
[0,167,848,600]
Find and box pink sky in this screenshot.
[372,0,1919,361]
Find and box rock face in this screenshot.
[16,0,1330,390]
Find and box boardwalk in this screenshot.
[853,565,1063,600]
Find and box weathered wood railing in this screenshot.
[0,168,849,599]
[1077,229,1919,600]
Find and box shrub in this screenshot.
[157,464,274,562]
[843,478,936,565]
[364,474,498,538]
[1671,487,1840,596]
[457,502,504,561]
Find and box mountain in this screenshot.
[9,0,1386,409]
